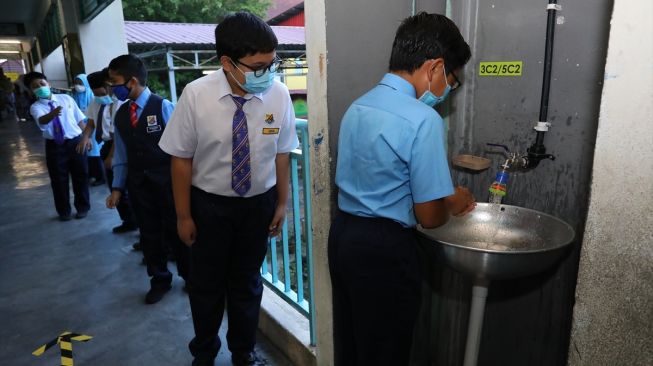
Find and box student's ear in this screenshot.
[220,55,235,73]
[425,58,445,82]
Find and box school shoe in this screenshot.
[232,351,268,366]
[191,357,215,366]
[75,211,88,219]
[112,222,138,233]
[59,214,72,222]
[132,241,142,251]
[144,283,172,304]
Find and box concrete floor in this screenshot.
[0,116,293,366]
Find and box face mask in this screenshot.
[95,95,113,105]
[111,83,131,101]
[231,62,275,94]
[418,65,452,107]
[74,85,86,93]
[33,86,51,99]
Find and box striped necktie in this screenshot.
[130,102,138,128]
[230,96,251,196]
[47,101,65,145]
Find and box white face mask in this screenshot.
[74,85,86,93]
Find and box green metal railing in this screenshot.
[261,119,316,345]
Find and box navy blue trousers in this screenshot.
[127,169,189,285]
[329,211,422,366]
[44,136,90,217]
[188,186,276,359]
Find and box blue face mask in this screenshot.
[418,66,452,107]
[33,86,51,99]
[111,83,131,101]
[95,95,113,105]
[231,63,275,94]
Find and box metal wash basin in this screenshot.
[417,203,576,280]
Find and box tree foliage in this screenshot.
[122,0,271,23]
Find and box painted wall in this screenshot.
[567,0,653,364]
[37,45,68,89]
[78,0,128,73]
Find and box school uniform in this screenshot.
[112,87,188,289]
[30,94,90,218]
[159,69,298,360]
[86,98,137,227]
[330,73,454,365]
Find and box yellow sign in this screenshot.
[33,331,92,366]
[479,61,523,76]
[262,128,280,135]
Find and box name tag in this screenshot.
[262,128,279,135]
[147,125,162,133]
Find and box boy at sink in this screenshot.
[328,12,476,366]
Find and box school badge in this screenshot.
[146,115,158,126]
[264,113,275,124]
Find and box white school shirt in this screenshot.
[30,94,85,140]
[159,68,299,197]
[85,97,126,141]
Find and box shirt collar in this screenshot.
[378,73,417,99]
[132,87,151,108]
[217,68,263,101]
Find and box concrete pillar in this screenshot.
[568,0,653,365]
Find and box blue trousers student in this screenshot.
[44,136,90,217]
[329,211,422,366]
[187,186,276,359]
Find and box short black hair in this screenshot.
[24,71,47,88]
[389,12,471,74]
[87,68,109,89]
[108,54,147,86]
[215,12,278,60]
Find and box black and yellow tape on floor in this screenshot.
[33,331,92,366]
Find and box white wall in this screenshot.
[78,0,128,73]
[37,45,68,89]
[568,0,653,365]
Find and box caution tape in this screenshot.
[33,331,92,366]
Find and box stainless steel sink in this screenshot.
[417,203,576,366]
[417,203,576,280]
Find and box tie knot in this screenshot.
[130,102,138,111]
[231,95,248,110]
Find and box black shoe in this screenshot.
[144,283,172,304]
[192,357,215,366]
[132,241,142,251]
[74,211,88,219]
[232,351,267,366]
[113,223,138,234]
[59,214,72,222]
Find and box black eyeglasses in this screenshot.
[450,72,462,91]
[233,56,283,77]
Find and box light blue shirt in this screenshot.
[336,73,454,227]
[112,88,174,190]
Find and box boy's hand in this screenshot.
[268,204,287,237]
[177,217,197,247]
[106,190,122,209]
[447,186,476,216]
[51,106,62,117]
[76,137,91,154]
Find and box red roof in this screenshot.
[266,0,304,21]
[124,21,305,46]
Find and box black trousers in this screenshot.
[87,156,105,182]
[127,169,189,285]
[188,186,276,359]
[328,211,422,366]
[44,136,90,217]
[100,141,136,225]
